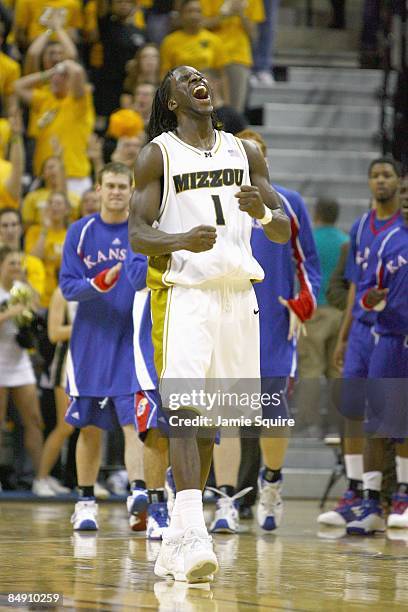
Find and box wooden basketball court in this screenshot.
[0,500,407,610]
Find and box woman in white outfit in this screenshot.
[0,246,44,489]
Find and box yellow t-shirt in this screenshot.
[160,28,227,77]
[201,0,264,66]
[22,188,81,226]
[0,159,19,210]
[23,254,46,301]
[31,87,95,178]
[0,119,11,160]
[14,0,83,43]
[0,52,21,98]
[25,225,67,307]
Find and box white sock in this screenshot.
[363,471,382,492]
[396,456,408,485]
[166,496,183,538]
[176,489,207,532]
[344,454,363,481]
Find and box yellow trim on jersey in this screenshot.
[167,130,221,157]
[213,131,222,155]
[150,287,173,378]
[147,254,172,289]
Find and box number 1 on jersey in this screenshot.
[211,195,226,226]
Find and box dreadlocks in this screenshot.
[146,69,222,142]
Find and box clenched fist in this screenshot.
[181,225,217,253]
[235,185,266,219]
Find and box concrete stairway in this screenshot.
[248,67,387,229]
[283,439,345,500]
[275,0,364,68]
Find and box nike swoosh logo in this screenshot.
[254,309,259,315]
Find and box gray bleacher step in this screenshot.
[248,83,380,108]
[288,67,392,89]
[262,103,379,132]
[271,173,370,200]
[285,447,337,469]
[287,66,397,91]
[267,150,378,176]
[257,127,377,152]
[282,469,346,500]
[276,26,359,52]
[275,49,359,69]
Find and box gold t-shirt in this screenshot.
[25,224,67,307]
[0,159,18,210]
[14,0,83,42]
[0,52,21,97]
[201,0,264,66]
[31,87,95,178]
[22,187,81,226]
[160,28,227,77]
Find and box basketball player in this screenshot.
[60,162,147,532]
[129,66,291,582]
[346,175,408,534]
[319,158,402,528]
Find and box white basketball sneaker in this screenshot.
[182,527,218,583]
[71,500,98,531]
[154,533,185,581]
[208,487,252,534]
[256,470,283,531]
[32,478,57,497]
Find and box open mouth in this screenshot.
[192,84,209,100]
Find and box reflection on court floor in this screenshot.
[0,501,407,610]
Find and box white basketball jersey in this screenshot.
[148,130,265,288]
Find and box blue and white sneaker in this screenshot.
[318,489,363,527]
[71,500,98,531]
[127,488,148,532]
[256,469,283,532]
[208,487,252,534]
[346,499,386,535]
[147,501,170,540]
[165,467,176,517]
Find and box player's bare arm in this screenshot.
[238,139,291,244]
[129,143,217,255]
